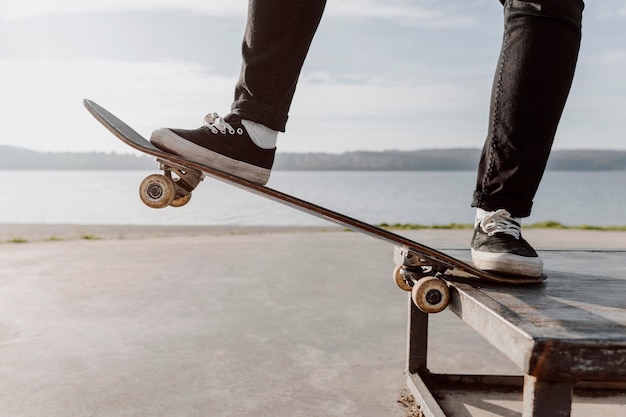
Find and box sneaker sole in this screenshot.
[150,128,271,186]
[471,249,544,277]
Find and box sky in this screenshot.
[0,0,624,155]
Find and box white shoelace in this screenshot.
[202,113,277,149]
[203,113,241,135]
[478,209,522,239]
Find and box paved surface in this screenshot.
[0,227,624,416]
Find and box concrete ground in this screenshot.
[0,226,624,417]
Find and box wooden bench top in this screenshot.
[442,249,626,382]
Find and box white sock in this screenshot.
[241,119,278,149]
[475,208,488,227]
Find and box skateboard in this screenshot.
[84,99,545,313]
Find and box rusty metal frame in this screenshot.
[405,289,626,417]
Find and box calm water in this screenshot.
[1,170,625,226]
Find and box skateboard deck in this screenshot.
[84,99,545,313]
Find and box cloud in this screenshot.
[0,0,245,20]
[1,1,624,153]
[0,57,492,154]
[591,1,626,20]
[296,72,478,117]
[277,71,491,152]
[0,58,237,152]
[2,0,478,28]
[326,0,477,28]
[600,50,626,65]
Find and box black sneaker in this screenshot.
[471,209,543,277]
[150,113,275,185]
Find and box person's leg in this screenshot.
[151,0,327,185]
[471,0,584,276]
[232,0,327,132]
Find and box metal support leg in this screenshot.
[523,375,573,417]
[406,295,449,417]
[407,295,429,374]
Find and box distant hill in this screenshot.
[545,150,626,170]
[0,145,154,170]
[1,145,625,171]
[274,149,626,171]
[274,149,480,170]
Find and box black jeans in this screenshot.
[474,0,584,217]
[231,0,327,131]
[231,0,584,217]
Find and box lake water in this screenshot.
[1,170,625,227]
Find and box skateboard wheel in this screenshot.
[170,182,192,207]
[393,264,413,292]
[170,192,192,208]
[139,174,176,209]
[411,277,450,314]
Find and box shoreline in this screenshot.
[0,224,338,243]
[1,223,625,249]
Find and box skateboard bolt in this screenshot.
[425,289,442,306]
[147,184,164,199]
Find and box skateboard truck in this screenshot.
[139,159,204,209]
[393,246,451,313]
